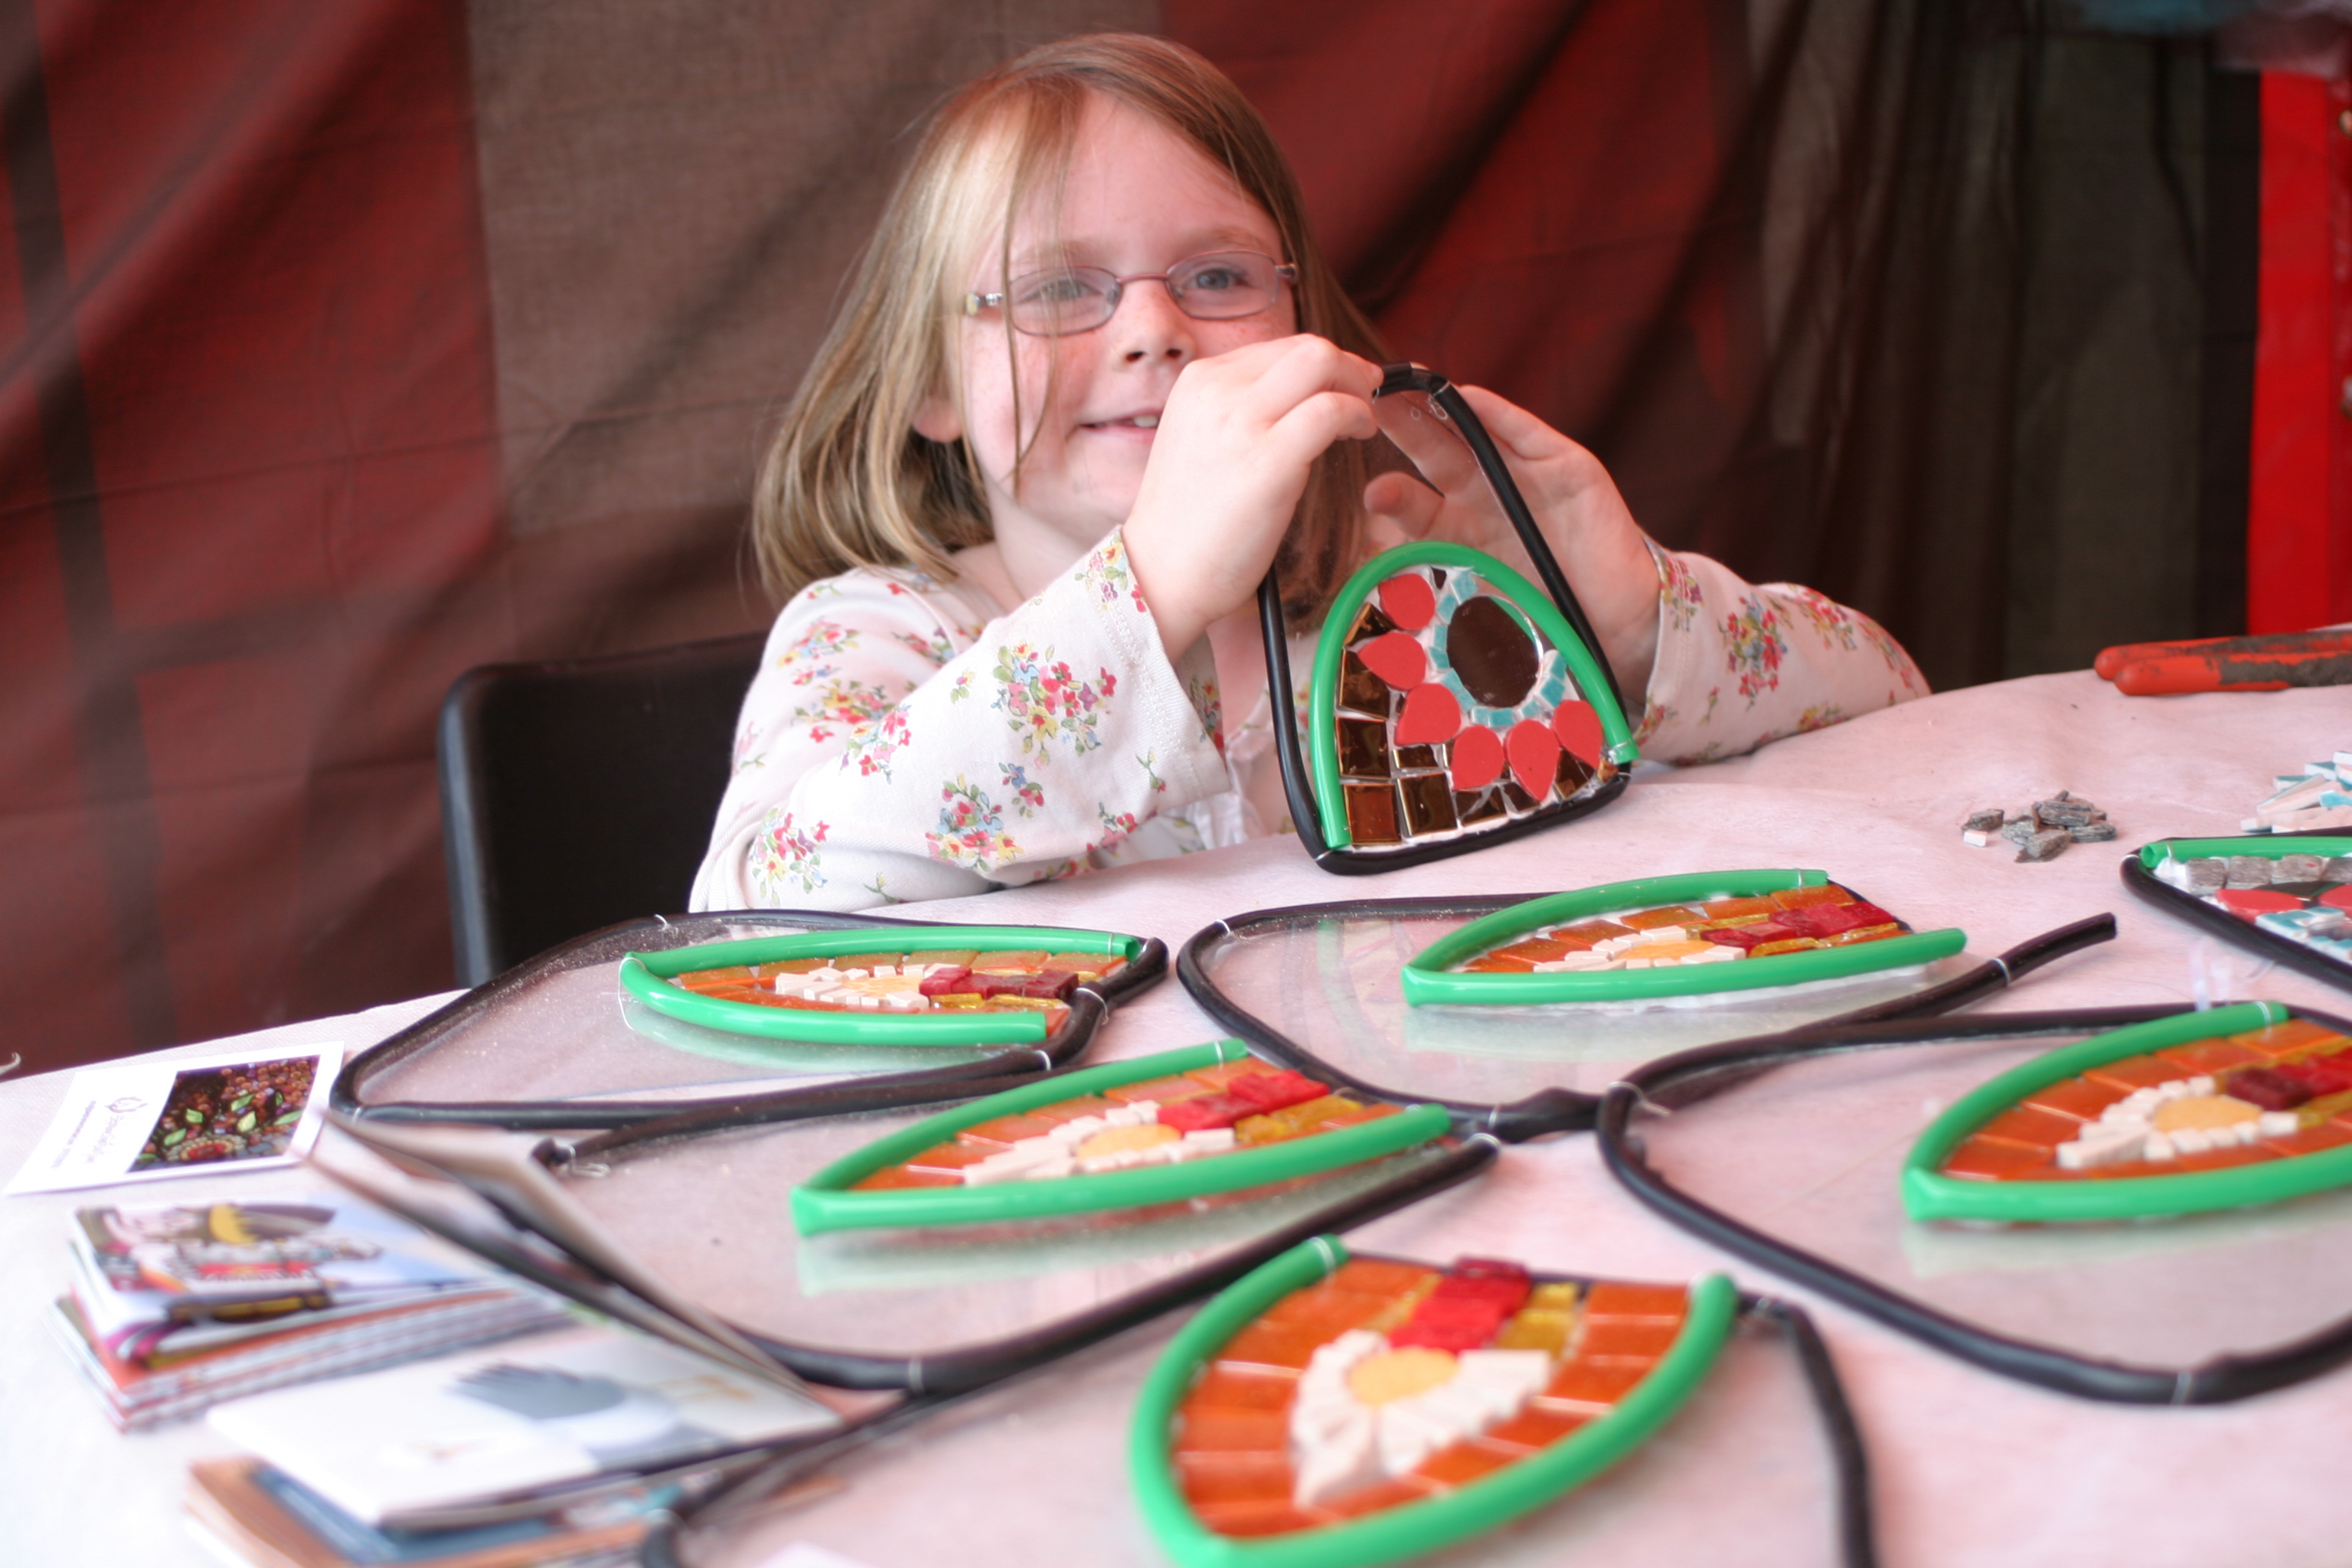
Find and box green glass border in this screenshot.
[616,924,1143,1047]
[1398,869,1965,1006]
[789,1044,1453,1235]
[2136,834,2352,868]
[1898,1001,2352,1223]
[1308,542,1639,851]
[1127,1236,1736,1568]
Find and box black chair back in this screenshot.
[438,633,764,985]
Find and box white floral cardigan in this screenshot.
[688,531,1926,910]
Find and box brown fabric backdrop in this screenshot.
[1,0,2252,1072]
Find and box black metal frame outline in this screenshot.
[2118,834,2352,997]
[1596,1001,2352,1403]
[329,910,1168,1134]
[1260,364,1632,874]
[1179,894,2122,1141]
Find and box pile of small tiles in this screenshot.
[1959,792,2116,862]
[1167,1256,1688,1536]
[668,947,1125,1023]
[1940,1016,2352,1181]
[850,1059,1400,1191]
[2240,750,2352,832]
[1455,884,1904,974]
[2152,851,2352,961]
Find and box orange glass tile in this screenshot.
[850,1165,959,1191]
[1483,1404,1589,1450]
[1327,1259,1441,1298]
[1554,920,1635,945]
[2154,1039,2267,1075]
[693,985,769,1004]
[1105,1074,1211,1105]
[1413,1439,1522,1488]
[1236,1096,1359,1145]
[1771,884,1853,910]
[1464,955,1537,973]
[673,965,756,991]
[1178,1456,1292,1507]
[1177,1409,1289,1454]
[1973,1105,2081,1153]
[1195,1499,1333,1538]
[2229,1020,2348,1060]
[1266,1287,1396,1335]
[1749,938,1821,957]
[1189,1060,1280,1089]
[1184,1367,1298,1413]
[1942,1136,2053,1181]
[2169,1144,2277,1174]
[759,957,828,975]
[903,1141,995,1176]
[1632,939,1717,962]
[1541,1359,1651,1412]
[1495,937,1578,963]
[2083,1056,2192,1093]
[1700,896,1780,922]
[1027,1094,1119,1126]
[1831,923,1902,944]
[2020,1077,2131,1122]
[1312,1102,1401,1132]
[1319,1475,1442,1519]
[1217,1321,1331,1373]
[1622,906,1700,931]
[1577,1320,1681,1359]
[958,1112,1063,1148]
[828,952,907,973]
[971,950,1050,972]
[2266,1121,2352,1157]
[1583,1282,1687,1323]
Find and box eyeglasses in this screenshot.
[963,250,1298,337]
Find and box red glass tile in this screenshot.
[2214,888,2308,918]
[2323,885,2352,912]
[1942,1136,2053,1181]
[1158,1093,1255,1132]
[1218,1321,1331,1372]
[1583,1282,1688,1323]
[2230,1021,2351,1059]
[1414,1439,1521,1488]
[1230,1070,1332,1111]
[1540,1359,1651,1412]
[2083,1056,2194,1093]
[2020,1076,2131,1122]
[1974,1105,2082,1153]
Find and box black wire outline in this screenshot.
[329,910,1168,1133]
[1180,899,2122,1141]
[1596,1001,2352,1404]
[1259,364,1632,874]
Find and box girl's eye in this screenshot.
[1184,265,1246,293]
[1015,271,1107,308]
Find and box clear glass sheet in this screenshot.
[1200,906,1974,1104]
[359,916,1014,1108]
[555,1103,1468,1363]
[1638,1024,2352,1366]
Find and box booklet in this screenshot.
[207,1323,842,1526]
[68,1190,511,1349]
[6,1044,342,1194]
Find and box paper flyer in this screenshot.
[6,1044,344,1195]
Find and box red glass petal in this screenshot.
[1551,699,1603,766]
[1448,724,1504,790]
[1394,683,1463,745]
[1377,573,1437,632]
[1505,720,1560,796]
[1355,631,1427,690]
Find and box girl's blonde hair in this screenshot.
[750,32,1390,629]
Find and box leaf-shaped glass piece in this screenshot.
[1130,1237,1733,1566]
[791,1044,1452,1235]
[1905,1001,2352,1223]
[1403,869,1964,1007]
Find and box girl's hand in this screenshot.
[1366,384,1661,701]
[1123,335,1383,655]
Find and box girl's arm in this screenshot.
[688,533,1230,911]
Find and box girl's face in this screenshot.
[923,97,1298,575]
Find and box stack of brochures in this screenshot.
[51,1191,568,1429]
[189,1323,844,1568]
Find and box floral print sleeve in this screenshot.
[1632,543,1927,766]
[689,531,1231,911]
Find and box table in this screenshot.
[5,671,2349,1568]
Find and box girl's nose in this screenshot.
[1110,278,1195,364]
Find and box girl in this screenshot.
[689,34,1925,912]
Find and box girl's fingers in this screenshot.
[1371,394,1486,498]
[1362,470,1441,537]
